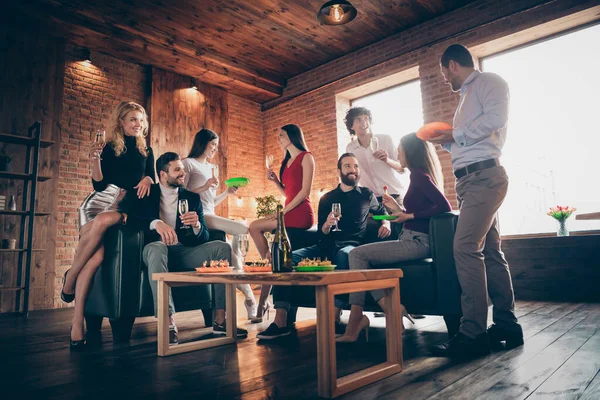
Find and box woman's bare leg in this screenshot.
[71,245,105,341]
[248,218,278,317]
[64,211,122,294]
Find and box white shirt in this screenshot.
[149,184,200,236]
[346,134,407,198]
[181,158,217,215]
[445,70,510,170]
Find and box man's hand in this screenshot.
[323,211,340,233]
[378,221,391,239]
[180,211,199,229]
[372,149,389,162]
[156,221,178,245]
[428,129,454,145]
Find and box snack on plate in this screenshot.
[297,257,332,267]
[243,260,272,272]
[198,259,230,269]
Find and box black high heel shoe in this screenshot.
[70,327,86,350]
[61,270,75,303]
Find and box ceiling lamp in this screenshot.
[317,1,357,25]
[82,48,92,63]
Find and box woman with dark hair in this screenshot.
[248,124,315,322]
[182,128,258,319]
[336,132,451,343]
[62,101,155,349]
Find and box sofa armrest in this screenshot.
[85,224,145,319]
[429,212,462,315]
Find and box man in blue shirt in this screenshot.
[429,44,523,359]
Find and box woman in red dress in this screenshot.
[249,124,315,322]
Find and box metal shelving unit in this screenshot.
[0,122,53,316]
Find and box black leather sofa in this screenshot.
[286,212,462,337]
[84,225,224,341]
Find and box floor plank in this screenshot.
[0,299,598,400]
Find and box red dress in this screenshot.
[281,151,315,229]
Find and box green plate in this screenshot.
[225,177,250,188]
[372,215,398,221]
[294,265,337,272]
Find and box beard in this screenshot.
[340,172,359,186]
[167,175,185,188]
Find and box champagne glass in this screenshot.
[178,199,190,229]
[91,130,106,160]
[265,155,274,170]
[331,203,342,232]
[239,234,249,266]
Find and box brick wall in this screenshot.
[262,0,597,209]
[227,94,265,260]
[55,44,148,308]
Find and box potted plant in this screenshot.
[255,195,281,245]
[0,148,13,171]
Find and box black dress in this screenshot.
[78,135,155,228]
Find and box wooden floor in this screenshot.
[1,297,599,399]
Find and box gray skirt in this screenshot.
[78,184,127,229]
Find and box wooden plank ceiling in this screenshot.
[13,0,475,103]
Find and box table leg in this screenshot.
[156,282,236,357]
[226,283,237,339]
[157,279,170,356]
[315,285,336,398]
[326,278,403,397]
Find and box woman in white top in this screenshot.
[182,128,257,319]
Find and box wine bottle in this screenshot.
[271,204,293,273]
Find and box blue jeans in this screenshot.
[273,244,356,310]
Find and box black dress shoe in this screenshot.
[61,270,75,303]
[169,325,179,345]
[488,324,524,349]
[431,332,491,359]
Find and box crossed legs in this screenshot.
[66,211,124,341]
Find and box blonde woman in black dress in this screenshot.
[62,101,155,348]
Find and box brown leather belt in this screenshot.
[454,158,500,179]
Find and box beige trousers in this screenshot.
[454,166,518,338]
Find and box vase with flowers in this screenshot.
[547,205,576,237]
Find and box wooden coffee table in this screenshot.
[153,269,404,398]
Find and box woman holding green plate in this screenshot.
[248,124,316,323]
[337,132,451,343]
[182,128,258,320]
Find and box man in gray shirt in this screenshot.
[429,44,522,359]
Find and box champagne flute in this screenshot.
[91,129,106,160]
[331,203,342,232]
[265,155,274,170]
[178,199,190,229]
[239,234,249,266]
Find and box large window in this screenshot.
[482,24,600,235]
[350,79,424,145]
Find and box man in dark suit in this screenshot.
[134,151,247,344]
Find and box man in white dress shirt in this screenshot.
[345,107,407,203]
[135,152,247,344]
[429,44,522,359]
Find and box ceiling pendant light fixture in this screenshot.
[317,0,357,25]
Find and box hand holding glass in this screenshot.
[91,130,106,160]
[266,155,274,170]
[331,203,342,232]
[178,199,190,229]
